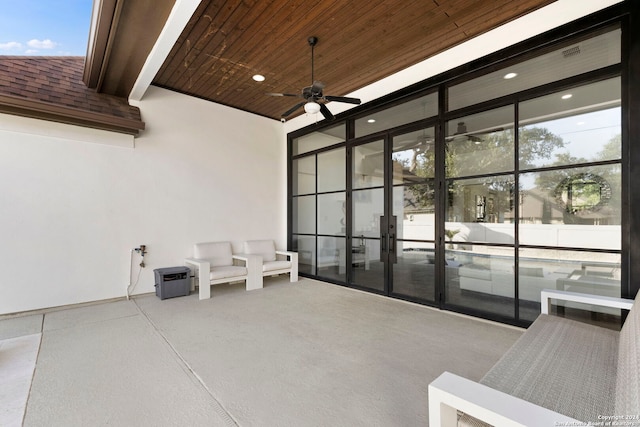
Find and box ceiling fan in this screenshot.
[267,36,361,121]
[446,122,483,143]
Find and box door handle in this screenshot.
[389,215,397,263]
[380,215,387,262]
[380,232,387,261]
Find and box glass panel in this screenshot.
[446,175,515,244]
[519,164,621,249]
[518,248,621,324]
[292,123,346,155]
[446,106,514,178]
[292,156,315,196]
[519,78,621,170]
[392,127,435,183]
[317,236,346,282]
[448,27,620,111]
[318,193,346,236]
[353,140,385,189]
[351,238,384,292]
[353,188,383,238]
[445,246,515,319]
[292,235,316,275]
[355,92,438,138]
[318,147,346,192]
[394,184,435,242]
[393,242,436,302]
[292,195,315,234]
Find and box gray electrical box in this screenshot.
[154,267,190,300]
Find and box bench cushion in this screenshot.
[459,314,619,426]
[244,240,277,262]
[194,241,233,267]
[263,260,291,272]
[210,265,247,280]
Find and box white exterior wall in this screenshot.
[0,86,285,315]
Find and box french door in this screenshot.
[348,126,437,303]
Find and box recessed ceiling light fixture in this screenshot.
[367,119,376,123]
[503,72,518,79]
[561,94,573,100]
[252,74,265,82]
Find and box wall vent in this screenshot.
[562,46,581,58]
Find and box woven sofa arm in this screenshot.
[428,372,580,426]
[540,289,634,315]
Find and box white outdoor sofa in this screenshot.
[429,288,639,426]
[242,240,298,288]
[184,241,262,300]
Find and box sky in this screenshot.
[0,0,93,56]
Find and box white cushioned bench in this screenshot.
[429,289,639,426]
[185,241,262,300]
[242,240,298,288]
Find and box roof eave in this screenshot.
[0,93,145,136]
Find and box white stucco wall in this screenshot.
[0,86,285,315]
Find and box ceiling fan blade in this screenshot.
[267,92,301,97]
[282,101,306,118]
[319,103,334,121]
[324,95,361,105]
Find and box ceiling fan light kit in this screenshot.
[304,101,321,114]
[268,36,362,121]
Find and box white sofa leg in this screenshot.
[428,389,459,427]
[245,254,263,291]
[184,258,211,300]
[290,252,298,282]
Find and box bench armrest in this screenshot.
[275,250,297,259]
[184,258,210,296]
[428,372,579,426]
[184,257,209,270]
[276,250,298,282]
[541,289,634,315]
[232,254,252,264]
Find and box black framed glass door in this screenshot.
[350,138,387,292]
[389,127,437,302]
[349,127,437,302]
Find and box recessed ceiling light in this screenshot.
[561,94,573,100]
[367,119,376,123]
[252,74,265,82]
[503,72,518,79]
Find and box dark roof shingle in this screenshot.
[0,56,144,135]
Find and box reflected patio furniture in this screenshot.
[555,269,621,316]
[458,264,568,302]
[350,241,369,271]
[185,241,261,300]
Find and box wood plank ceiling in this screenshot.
[152,0,557,121]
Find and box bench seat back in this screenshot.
[616,291,640,417]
